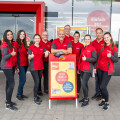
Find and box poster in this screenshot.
[49,54,77,99]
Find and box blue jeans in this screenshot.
[17,66,28,96]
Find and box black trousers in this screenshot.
[3,67,15,104]
[76,66,81,93]
[97,68,111,102]
[95,74,101,95]
[31,70,43,98]
[81,71,91,99]
[43,62,49,91]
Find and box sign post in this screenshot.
[49,54,77,109]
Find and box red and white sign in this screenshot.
[52,0,69,4]
[87,10,110,32]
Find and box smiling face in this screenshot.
[104,34,111,45]
[42,31,48,41]
[20,32,25,41]
[7,31,13,42]
[58,30,65,41]
[64,25,71,36]
[84,36,91,46]
[96,29,103,40]
[34,35,40,44]
[74,33,80,42]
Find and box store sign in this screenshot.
[49,54,77,99]
[87,10,110,32]
[52,0,69,4]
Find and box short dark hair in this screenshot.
[96,27,103,33]
[74,31,80,37]
[84,34,91,40]
[33,34,41,39]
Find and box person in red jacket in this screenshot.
[38,31,51,95]
[64,25,74,43]
[1,30,18,110]
[51,30,72,54]
[96,32,118,110]
[14,30,28,100]
[91,28,104,101]
[72,31,84,98]
[28,34,49,105]
[78,34,97,107]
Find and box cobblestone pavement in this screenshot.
[0,72,120,120]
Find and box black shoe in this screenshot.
[16,96,24,100]
[6,104,18,111]
[103,103,110,110]
[81,98,89,107]
[34,97,41,105]
[79,98,85,103]
[91,93,100,100]
[96,95,103,101]
[21,95,28,99]
[44,90,48,94]
[37,91,43,96]
[99,101,105,106]
[5,101,17,106]
[37,96,42,102]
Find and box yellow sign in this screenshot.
[50,61,76,97]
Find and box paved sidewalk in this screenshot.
[0,72,120,120]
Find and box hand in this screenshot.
[11,49,16,56]
[44,51,50,58]
[93,69,97,74]
[77,70,80,74]
[62,50,68,54]
[107,53,111,58]
[31,52,34,58]
[82,56,86,61]
[16,68,19,73]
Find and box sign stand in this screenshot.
[49,54,77,109]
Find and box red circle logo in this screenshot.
[56,71,68,84]
[52,0,69,4]
[87,10,110,32]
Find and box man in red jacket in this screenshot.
[64,25,74,43]
[51,30,72,54]
[38,31,51,95]
[91,28,104,101]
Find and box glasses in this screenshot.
[42,34,48,36]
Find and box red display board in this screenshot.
[49,54,77,100]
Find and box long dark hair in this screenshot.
[3,30,13,51]
[16,30,27,49]
[101,32,114,51]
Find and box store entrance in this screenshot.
[0,13,36,65]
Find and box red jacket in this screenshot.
[78,44,97,73]
[96,45,118,75]
[40,40,51,62]
[1,41,17,69]
[14,41,28,66]
[91,38,104,56]
[72,41,84,66]
[65,35,74,43]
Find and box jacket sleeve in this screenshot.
[86,50,97,63]
[1,47,12,60]
[111,51,119,63]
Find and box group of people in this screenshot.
[0,25,118,111]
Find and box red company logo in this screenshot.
[87,10,110,32]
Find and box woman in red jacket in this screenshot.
[28,34,49,105]
[1,30,18,110]
[96,32,118,110]
[78,34,97,107]
[14,30,28,100]
[72,31,84,98]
